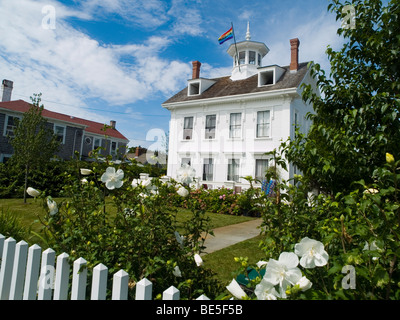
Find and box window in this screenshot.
[257,111,270,138]
[249,51,256,65]
[4,115,20,137]
[0,154,12,163]
[111,141,117,155]
[54,125,66,144]
[205,115,216,139]
[239,51,245,65]
[227,159,240,182]
[183,117,193,140]
[255,159,269,181]
[94,137,102,150]
[258,53,262,66]
[181,158,191,166]
[259,70,274,86]
[229,113,242,138]
[203,158,214,181]
[189,82,200,95]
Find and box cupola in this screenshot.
[227,22,269,81]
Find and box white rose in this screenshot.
[177,186,189,197]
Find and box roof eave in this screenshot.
[162,86,300,110]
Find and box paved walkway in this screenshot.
[202,218,263,255]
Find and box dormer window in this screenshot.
[259,70,274,86]
[189,82,200,95]
[187,78,216,97]
[258,65,285,87]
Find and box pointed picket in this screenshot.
[112,269,129,300]
[53,253,70,300]
[0,238,16,300]
[136,278,152,300]
[9,240,28,300]
[23,244,42,300]
[71,257,87,300]
[196,294,210,300]
[91,263,108,300]
[162,285,180,300]
[38,248,56,300]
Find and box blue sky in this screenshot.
[0,0,343,151]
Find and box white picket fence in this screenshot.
[0,235,210,300]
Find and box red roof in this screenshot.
[0,100,128,141]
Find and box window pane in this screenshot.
[229,113,241,138]
[255,159,269,181]
[257,111,270,137]
[181,158,191,166]
[54,125,65,143]
[239,51,245,65]
[183,116,193,140]
[184,117,193,129]
[227,159,240,182]
[5,116,18,137]
[205,115,216,139]
[249,51,256,65]
[203,158,213,181]
[94,138,101,149]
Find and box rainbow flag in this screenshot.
[218,27,233,45]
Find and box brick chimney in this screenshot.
[1,79,13,102]
[192,61,201,79]
[290,38,300,73]
[110,120,116,129]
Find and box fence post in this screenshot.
[71,257,87,300]
[23,244,42,300]
[112,269,129,300]
[162,286,180,300]
[0,237,16,300]
[91,263,108,300]
[136,278,152,300]
[196,294,210,300]
[9,240,29,300]
[53,252,70,300]
[38,248,56,300]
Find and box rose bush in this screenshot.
[222,151,400,300]
[34,159,223,299]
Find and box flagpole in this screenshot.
[231,22,241,72]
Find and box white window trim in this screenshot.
[255,158,270,182]
[3,114,21,137]
[227,158,240,182]
[93,137,103,150]
[181,115,195,142]
[228,112,243,140]
[204,114,217,141]
[110,140,118,155]
[53,123,66,144]
[255,109,271,139]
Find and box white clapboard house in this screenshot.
[162,26,317,190]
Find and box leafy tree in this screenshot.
[285,0,400,195]
[10,93,60,202]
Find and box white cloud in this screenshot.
[0,0,193,113]
[79,0,170,29]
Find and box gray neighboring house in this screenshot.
[0,80,129,162]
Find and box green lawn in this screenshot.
[203,235,266,285]
[0,197,265,285]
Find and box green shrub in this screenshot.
[0,208,27,241]
[35,162,223,299]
